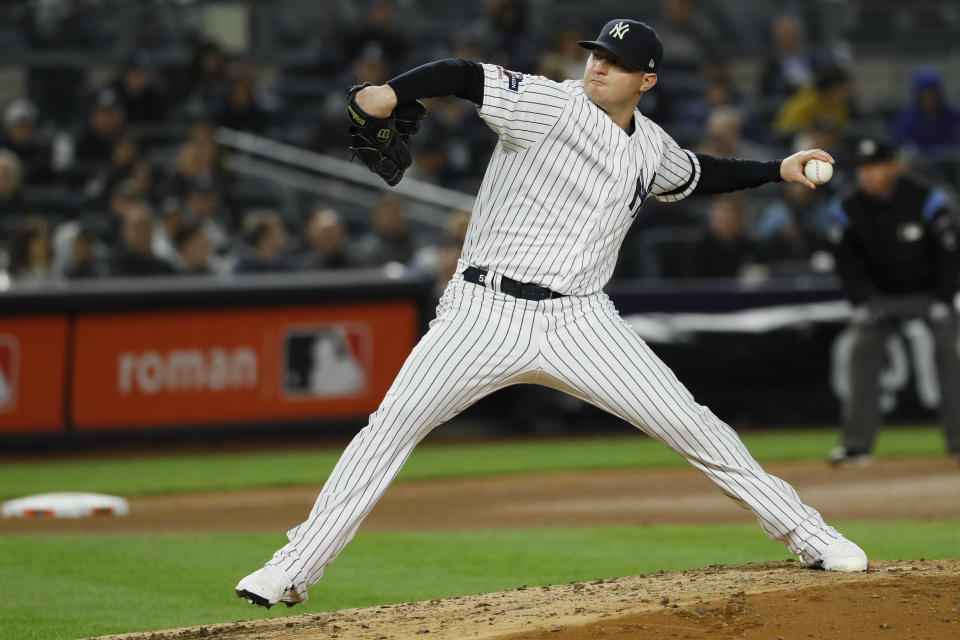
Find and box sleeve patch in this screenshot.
[503,70,523,92]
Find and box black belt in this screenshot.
[462,266,565,301]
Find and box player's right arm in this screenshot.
[651,128,834,203]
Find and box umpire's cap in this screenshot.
[578,19,663,73]
[855,138,897,166]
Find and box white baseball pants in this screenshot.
[269,267,841,598]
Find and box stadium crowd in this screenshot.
[1,0,959,288]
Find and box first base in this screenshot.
[2,492,130,518]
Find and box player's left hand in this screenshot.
[347,82,414,186]
[780,149,835,189]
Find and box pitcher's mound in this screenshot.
[91,559,959,640]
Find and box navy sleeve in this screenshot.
[387,58,485,106]
[691,154,784,195]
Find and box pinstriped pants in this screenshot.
[270,267,841,599]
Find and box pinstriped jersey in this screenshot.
[460,63,701,295]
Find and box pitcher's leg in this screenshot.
[265,288,539,599]
[541,297,847,566]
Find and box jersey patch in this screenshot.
[503,70,523,92]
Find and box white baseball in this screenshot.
[804,159,833,185]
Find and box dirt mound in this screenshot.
[89,559,959,640]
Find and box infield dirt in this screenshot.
[4,457,959,534]
[46,456,958,639]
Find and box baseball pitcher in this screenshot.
[237,18,867,609]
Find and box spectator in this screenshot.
[103,180,142,245]
[73,88,127,176]
[300,207,357,270]
[22,0,106,49]
[187,121,224,165]
[538,27,588,82]
[8,216,52,283]
[753,182,823,274]
[792,118,846,166]
[892,67,960,156]
[759,14,817,101]
[167,121,224,197]
[111,51,168,123]
[129,159,156,202]
[183,40,229,117]
[107,179,140,222]
[51,221,104,279]
[174,221,213,275]
[414,209,470,299]
[152,196,187,263]
[774,65,854,136]
[689,195,758,278]
[696,106,768,159]
[84,134,141,205]
[343,0,410,76]
[684,62,742,127]
[234,209,296,273]
[433,224,467,299]
[0,98,54,185]
[355,194,416,266]
[350,54,391,89]
[407,139,447,185]
[0,150,25,218]
[414,98,493,190]
[109,203,177,277]
[654,0,717,71]
[184,174,232,256]
[216,70,268,135]
[469,0,538,71]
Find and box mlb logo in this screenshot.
[0,336,19,412]
[283,325,371,398]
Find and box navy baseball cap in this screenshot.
[578,19,663,73]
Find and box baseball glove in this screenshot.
[347,83,426,186]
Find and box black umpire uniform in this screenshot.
[827,138,960,464]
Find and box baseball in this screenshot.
[804,159,833,185]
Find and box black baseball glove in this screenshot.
[347,83,426,186]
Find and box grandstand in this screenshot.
[0,0,957,285]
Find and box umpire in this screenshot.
[827,137,960,465]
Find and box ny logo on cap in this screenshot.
[609,21,630,39]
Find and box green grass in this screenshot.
[0,426,950,500]
[0,521,956,640]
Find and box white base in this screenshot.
[2,492,130,518]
